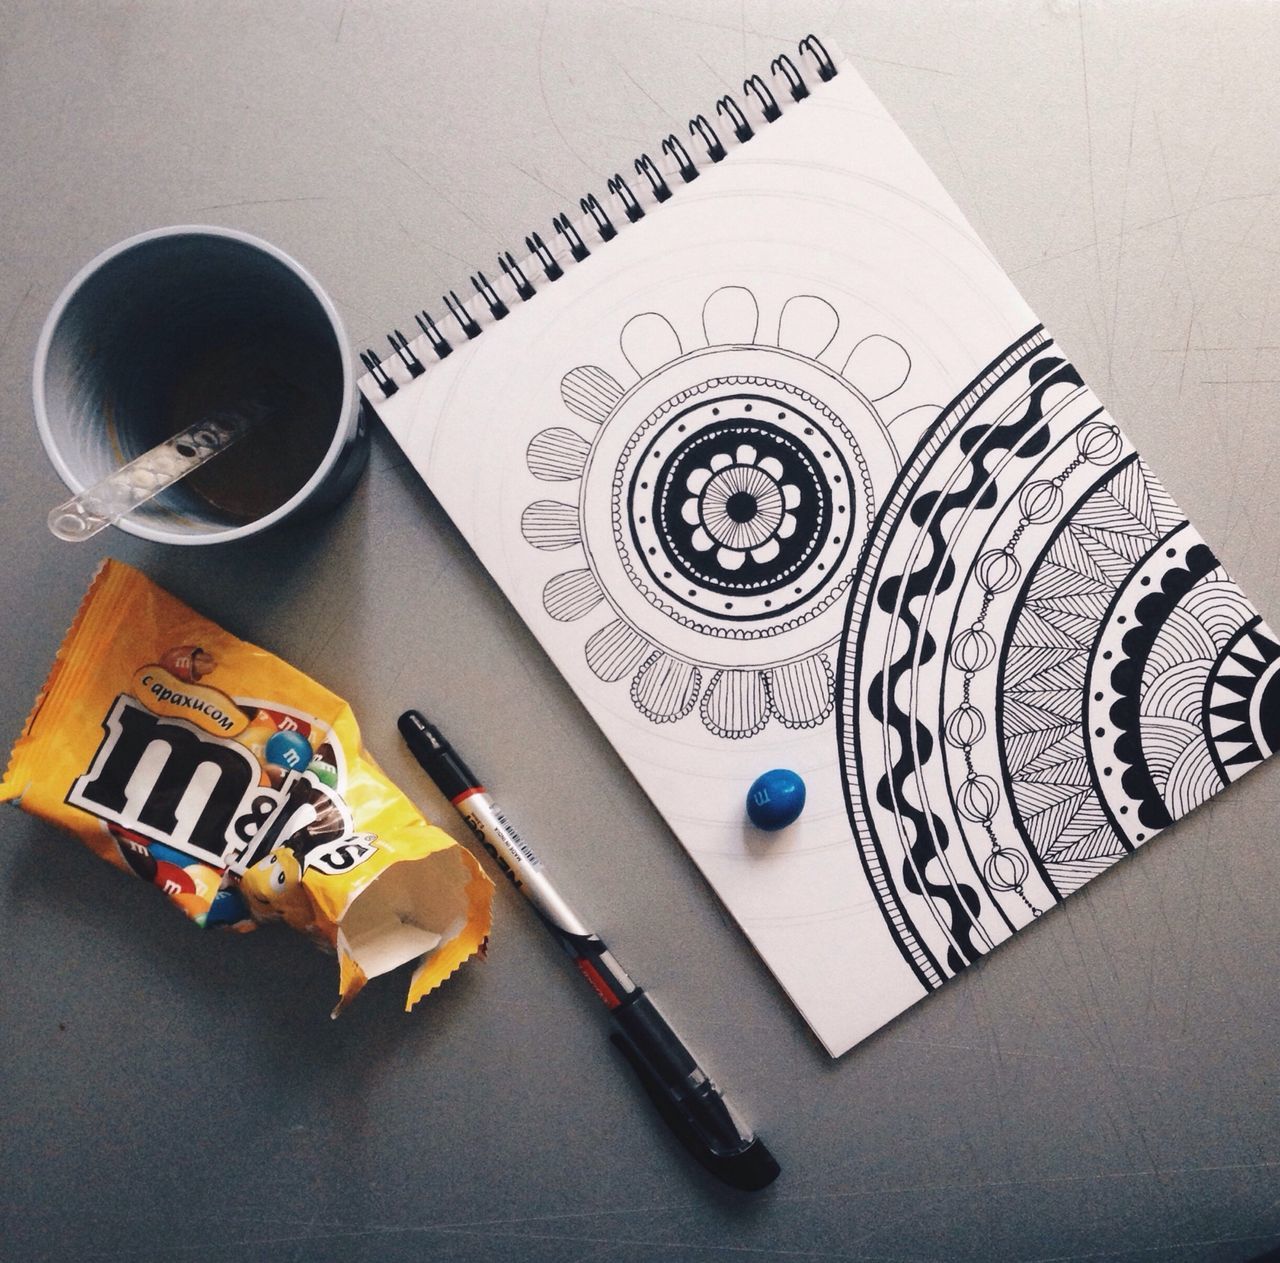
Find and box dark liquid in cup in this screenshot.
[156,326,341,524]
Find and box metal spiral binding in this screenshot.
[689,114,725,162]
[362,34,838,398]
[635,153,672,202]
[607,174,644,222]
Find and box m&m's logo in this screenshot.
[66,695,346,871]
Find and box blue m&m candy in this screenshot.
[204,887,250,928]
[264,729,312,772]
[746,768,806,831]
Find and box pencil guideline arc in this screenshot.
[359,35,840,398]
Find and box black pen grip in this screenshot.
[612,991,700,1085]
[610,992,780,1190]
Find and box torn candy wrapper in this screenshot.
[1,559,493,1014]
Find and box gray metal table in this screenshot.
[2,3,1278,1260]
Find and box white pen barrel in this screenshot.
[456,790,592,938]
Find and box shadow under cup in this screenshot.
[34,227,368,544]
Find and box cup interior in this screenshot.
[36,229,351,542]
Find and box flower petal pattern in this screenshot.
[702,285,759,346]
[560,365,623,424]
[520,500,581,551]
[620,312,682,378]
[686,467,712,495]
[631,652,701,723]
[585,619,651,682]
[677,445,799,572]
[766,654,835,728]
[542,569,604,621]
[700,669,769,739]
[522,284,913,739]
[844,334,910,401]
[778,294,838,359]
[528,428,591,481]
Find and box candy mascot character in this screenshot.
[240,845,315,935]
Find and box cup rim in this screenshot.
[32,224,357,546]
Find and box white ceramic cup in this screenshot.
[33,225,368,545]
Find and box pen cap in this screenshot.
[398,711,479,802]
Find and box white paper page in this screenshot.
[362,61,1279,1055]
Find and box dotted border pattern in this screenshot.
[607,374,876,641]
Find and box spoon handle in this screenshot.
[48,412,249,542]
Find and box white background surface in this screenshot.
[1,3,1278,1260]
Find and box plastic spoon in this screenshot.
[48,408,261,542]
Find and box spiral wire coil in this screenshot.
[360,34,837,398]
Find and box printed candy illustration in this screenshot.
[84,658,352,930]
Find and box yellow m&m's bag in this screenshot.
[2,560,492,1014]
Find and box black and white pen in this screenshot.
[398,709,780,1192]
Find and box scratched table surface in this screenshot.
[2,3,1278,1261]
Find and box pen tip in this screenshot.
[715,1137,781,1192]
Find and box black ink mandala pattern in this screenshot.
[521,285,939,738]
[837,328,1280,991]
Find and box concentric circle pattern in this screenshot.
[837,327,1280,992]
[624,386,856,624]
[520,285,932,738]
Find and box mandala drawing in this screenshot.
[837,328,1280,990]
[520,285,938,737]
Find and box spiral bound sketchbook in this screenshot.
[359,38,1279,1056]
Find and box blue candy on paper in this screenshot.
[746,769,806,831]
[264,729,312,771]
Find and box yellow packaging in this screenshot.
[1,560,493,1015]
